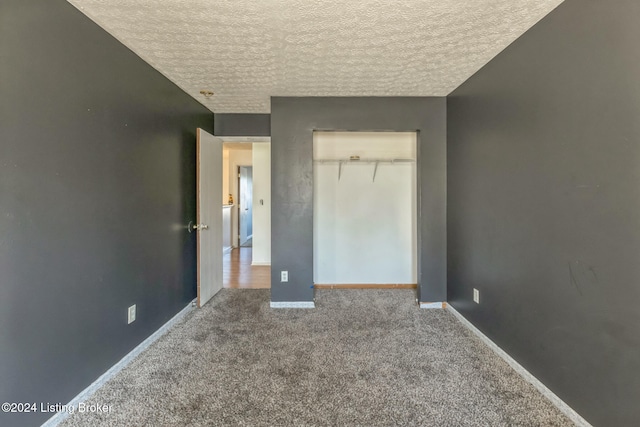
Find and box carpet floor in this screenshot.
[60,289,573,426]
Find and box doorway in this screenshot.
[221,140,271,289]
[238,166,253,247]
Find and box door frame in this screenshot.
[219,136,271,287]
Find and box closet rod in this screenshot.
[314,158,415,182]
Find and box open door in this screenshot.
[196,128,223,308]
[238,166,253,247]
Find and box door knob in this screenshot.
[193,223,209,231]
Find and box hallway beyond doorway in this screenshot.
[223,247,270,289]
[238,165,253,247]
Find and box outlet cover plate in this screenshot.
[128,304,136,324]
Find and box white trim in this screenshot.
[270,301,315,309]
[447,305,592,427]
[218,136,271,143]
[420,302,446,309]
[41,301,195,427]
[223,246,233,255]
[251,261,271,266]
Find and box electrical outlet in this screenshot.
[473,289,480,304]
[128,304,136,324]
[281,271,288,282]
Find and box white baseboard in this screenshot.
[420,302,446,309]
[223,246,233,255]
[270,301,315,308]
[447,305,592,427]
[251,261,271,266]
[41,300,195,427]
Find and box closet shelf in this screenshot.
[313,158,415,182]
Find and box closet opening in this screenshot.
[313,131,418,289]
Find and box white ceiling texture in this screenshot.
[67,0,563,113]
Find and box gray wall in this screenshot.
[447,0,640,425]
[270,97,446,302]
[0,2,213,426]
[214,113,271,136]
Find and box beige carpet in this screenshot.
[60,289,573,426]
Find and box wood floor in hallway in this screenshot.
[223,247,270,289]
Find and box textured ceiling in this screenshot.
[67,0,563,113]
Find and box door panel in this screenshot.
[239,166,253,246]
[197,128,223,307]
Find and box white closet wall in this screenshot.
[313,132,417,285]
